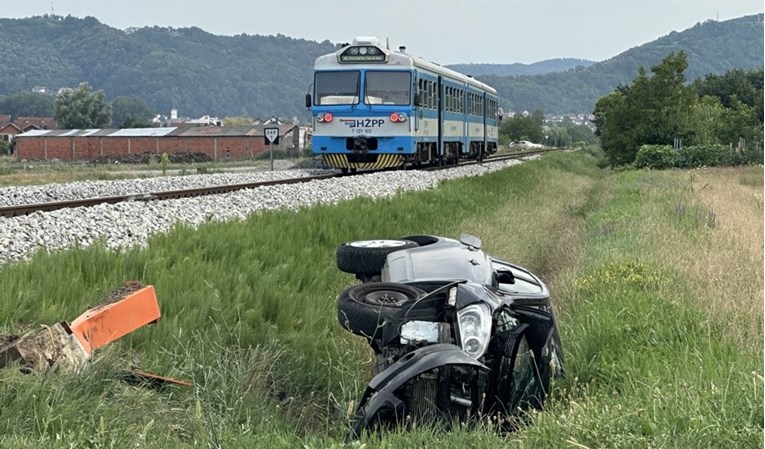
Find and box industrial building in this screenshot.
[14,124,300,162]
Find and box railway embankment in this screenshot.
[0,149,760,448]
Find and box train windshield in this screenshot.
[364,71,411,105]
[315,71,360,105]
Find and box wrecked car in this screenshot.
[335,234,564,437]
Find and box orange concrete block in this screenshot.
[69,285,161,354]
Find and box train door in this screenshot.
[437,76,444,160]
[482,92,487,161]
[413,74,419,133]
[462,87,468,157]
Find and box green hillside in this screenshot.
[447,59,595,77]
[0,13,761,119]
[0,15,336,119]
[482,14,764,114]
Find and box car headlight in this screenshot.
[457,304,492,359]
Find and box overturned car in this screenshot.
[335,234,564,437]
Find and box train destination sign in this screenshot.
[339,46,386,63]
[340,54,386,63]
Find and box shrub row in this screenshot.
[635,144,763,169]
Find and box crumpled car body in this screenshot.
[335,234,564,438]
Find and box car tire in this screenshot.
[336,239,418,277]
[337,282,426,338]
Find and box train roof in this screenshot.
[314,37,497,95]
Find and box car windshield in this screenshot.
[315,71,359,105]
[364,71,411,105]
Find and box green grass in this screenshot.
[0,151,761,448]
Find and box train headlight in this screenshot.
[316,113,333,123]
[457,304,492,359]
[390,112,407,123]
[359,47,368,55]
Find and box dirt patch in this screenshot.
[93,281,145,309]
[0,334,19,348]
[0,324,88,372]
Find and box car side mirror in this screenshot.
[414,92,422,107]
[495,268,515,284]
[305,94,312,108]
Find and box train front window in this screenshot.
[364,71,411,105]
[315,71,360,105]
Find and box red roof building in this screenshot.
[14,117,56,131]
[14,124,301,161]
[0,122,22,142]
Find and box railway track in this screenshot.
[0,149,553,218]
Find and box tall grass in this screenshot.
[0,152,761,447]
[517,166,763,448]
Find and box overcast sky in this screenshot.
[3,0,763,64]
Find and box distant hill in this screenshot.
[0,15,337,119]
[0,14,761,119]
[481,14,764,114]
[447,59,595,77]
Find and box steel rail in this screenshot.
[0,172,341,218]
[0,148,558,218]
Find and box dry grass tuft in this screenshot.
[643,167,763,347]
[458,169,599,308]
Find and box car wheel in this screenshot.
[336,239,418,277]
[337,282,426,338]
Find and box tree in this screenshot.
[592,52,697,165]
[499,110,544,143]
[54,82,111,129]
[592,91,634,165]
[111,96,154,128]
[691,68,764,144]
[0,92,55,117]
[223,116,254,127]
[686,95,726,145]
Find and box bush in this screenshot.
[675,144,734,168]
[0,140,10,155]
[734,144,764,166]
[634,145,676,169]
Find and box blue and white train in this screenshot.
[307,37,501,171]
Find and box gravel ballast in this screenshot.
[0,159,534,266]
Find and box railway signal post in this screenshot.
[264,127,279,171]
